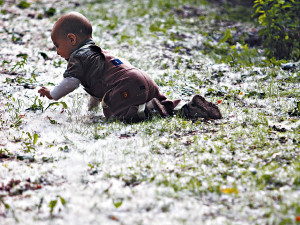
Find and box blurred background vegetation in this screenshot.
[213,0,300,61]
[1,0,299,61]
[210,0,299,61]
[252,0,300,60]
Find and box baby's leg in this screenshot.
[88,95,101,111]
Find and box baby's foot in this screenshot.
[186,95,222,119]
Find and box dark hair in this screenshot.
[56,12,92,37]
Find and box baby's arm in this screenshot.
[38,77,80,100]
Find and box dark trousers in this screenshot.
[102,68,182,122]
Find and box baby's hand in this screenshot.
[38,87,53,99]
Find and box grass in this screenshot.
[0,0,299,224]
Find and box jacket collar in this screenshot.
[77,38,95,49]
[67,39,95,61]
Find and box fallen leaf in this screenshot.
[113,200,123,208]
[220,187,239,195]
[108,215,119,221]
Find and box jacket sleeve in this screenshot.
[63,54,84,79]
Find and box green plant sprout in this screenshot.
[0,196,19,222]
[113,199,123,208]
[45,101,68,111]
[0,196,10,210]
[0,148,12,156]
[22,132,39,153]
[10,54,28,72]
[49,196,66,215]
[17,1,30,9]
[53,60,63,67]
[26,96,44,112]
[4,74,36,88]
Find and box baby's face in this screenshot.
[51,33,77,60]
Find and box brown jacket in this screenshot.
[63,39,181,121]
[64,39,133,99]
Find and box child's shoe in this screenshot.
[184,95,222,119]
[145,98,168,118]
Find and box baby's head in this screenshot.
[51,12,92,60]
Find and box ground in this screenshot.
[0,0,300,225]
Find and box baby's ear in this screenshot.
[67,33,77,45]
